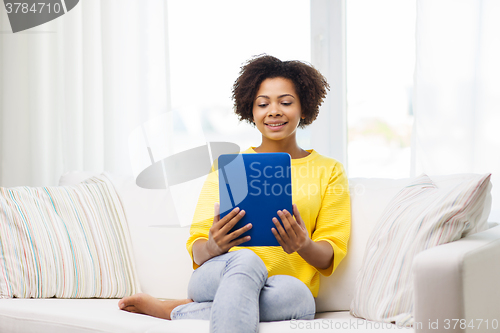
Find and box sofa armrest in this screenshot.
[413,225,500,332]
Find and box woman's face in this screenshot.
[252,77,303,143]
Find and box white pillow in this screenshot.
[0,175,139,298]
[349,173,491,326]
[316,177,412,312]
[59,171,194,300]
[316,174,492,313]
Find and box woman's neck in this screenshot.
[254,139,309,159]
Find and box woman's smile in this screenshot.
[265,121,288,130]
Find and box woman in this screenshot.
[119,55,351,333]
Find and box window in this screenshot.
[166,0,416,178]
[167,0,311,154]
[346,0,416,178]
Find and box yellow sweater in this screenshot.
[187,147,351,297]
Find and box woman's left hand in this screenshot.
[272,204,311,254]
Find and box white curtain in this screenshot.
[414,0,500,220]
[0,0,170,187]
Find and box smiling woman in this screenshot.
[119,54,351,333]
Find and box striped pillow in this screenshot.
[0,175,140,298]
[350,173,491,326]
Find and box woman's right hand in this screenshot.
[205,203,252,258]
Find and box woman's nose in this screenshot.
[268,103,282,116]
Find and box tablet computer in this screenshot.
[218,152,292,246]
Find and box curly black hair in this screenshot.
[232,54,329,129]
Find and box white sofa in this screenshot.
[0,172,499,333]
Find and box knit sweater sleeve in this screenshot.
[311,161,351,276]
[186,163,219,270]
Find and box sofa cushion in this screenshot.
[59,171,194,300]
[349,173,491,326]
[316,173,492,313]
[0,299,415,333]
[0,175,139,298]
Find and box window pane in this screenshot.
[347,0,416,178]
[167,0,311,153]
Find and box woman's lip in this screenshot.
[265,122,287,130]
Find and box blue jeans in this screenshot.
[171,249,316,333]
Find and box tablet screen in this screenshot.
[218,153,292,246]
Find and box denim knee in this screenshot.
[225,249,268,285]
[288,277,316,319]
[259,275,316,321]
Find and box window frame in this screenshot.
[310,0,347,169]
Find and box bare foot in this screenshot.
[118,293,193,320]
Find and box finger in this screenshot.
[210,207,241,245]
[283,209,303,235]
[271,227,285,247]
[213,202,220,225]
[219,208,245,234]
[227,222,252,241]
[292,204,305,229]
[229,235,252,247]
[292,204,303,224]
[216,206,241,228]
[273,215,290,241]
[278,210,297,239]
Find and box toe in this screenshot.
[119,294,142,310]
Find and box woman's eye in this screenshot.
[258,104,267,108]
[282,102,292,106]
